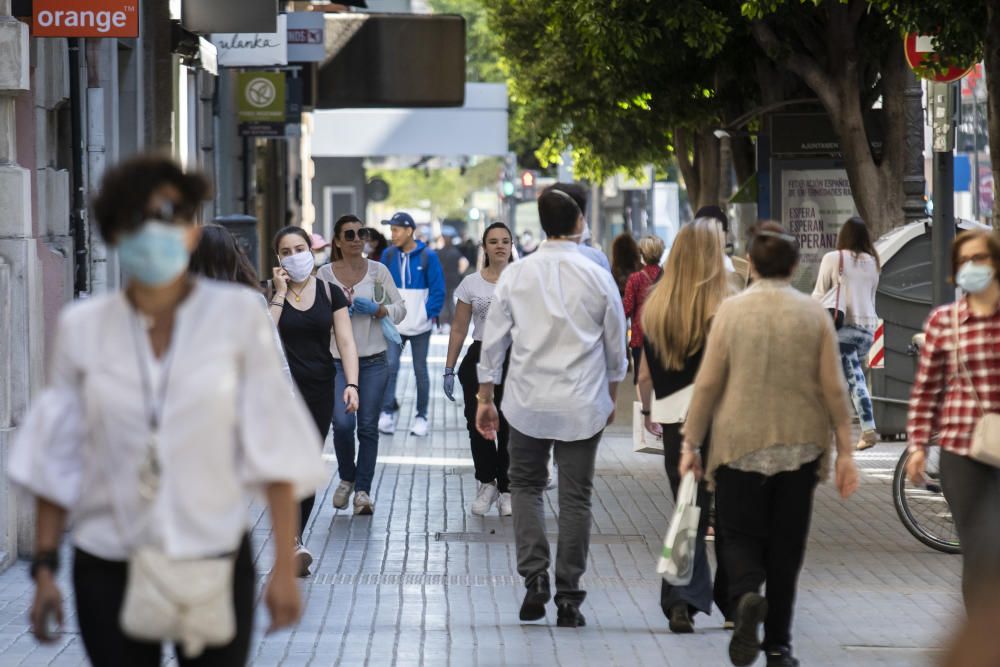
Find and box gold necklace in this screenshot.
[288,277,310,302]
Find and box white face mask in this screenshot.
[281,250,314,282]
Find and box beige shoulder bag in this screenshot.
[952,302,1000,467]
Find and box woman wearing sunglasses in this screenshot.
[317,215,406,516]
[270,226,360,576]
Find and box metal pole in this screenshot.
[930,81,957,307]
[972,82,981,220]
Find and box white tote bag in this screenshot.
[657,471,700,586]
[633,402,663,454]
[650,384,694,424]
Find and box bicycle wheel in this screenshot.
[892,447,961,554]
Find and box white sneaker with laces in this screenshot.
[354,491,375,515]
[471,481,499,515]
[410,416,429,437]
[332,480,354,510]
[378,411,396,435]
[498,492,512,517]
[295,540,313,578]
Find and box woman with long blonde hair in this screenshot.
[638,219,730,634]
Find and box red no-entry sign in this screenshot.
[904,33,974,83]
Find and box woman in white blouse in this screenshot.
[10,156,326,666]
[317,214,406,516]
[443,222,515,517]
[812,217,882,450]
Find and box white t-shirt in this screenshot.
[454,271,497,341]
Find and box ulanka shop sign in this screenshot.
[33,0,139,38]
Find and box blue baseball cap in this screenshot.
[383,212,416,229]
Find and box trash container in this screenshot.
[213,214,260,277]
[870,218,985,437]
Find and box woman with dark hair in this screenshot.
[443,222,515,516]
[317,215,405,516]
[812,216,882,450]
[611,233,642,297]
[269,226,360,576]
[11,155,326,665]
[682,222,858,667]
[188,224,260,289]
[365,228,389,262]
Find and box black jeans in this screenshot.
[939,450,1000,609]
[299,386,334,539]
[660,425,728,619]
[714,459,819,652]
[458,341,510,492]
[73,535,255,666]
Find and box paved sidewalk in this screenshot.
[0,335,963,666]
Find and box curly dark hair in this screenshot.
[91,154,211,244]
[189,224,260,290]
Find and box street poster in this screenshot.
[237,71,286,137]
[780,168,858,292]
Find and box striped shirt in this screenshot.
[907,298,1000,454]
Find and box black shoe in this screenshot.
[667,604,694,634]
[765,647,799,666]
[556,603,586,628]
[729,593,767,666]
[519,575,550,621]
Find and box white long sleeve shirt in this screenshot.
[477,240,628,441]
[8,279,328,560]
[811,250,880,329]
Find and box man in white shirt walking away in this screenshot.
[475,187,628,628]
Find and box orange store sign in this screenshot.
[33,0,139,38]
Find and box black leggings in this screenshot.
[73,535,255,667]
[299,385,334,537]
[458,341,510,492]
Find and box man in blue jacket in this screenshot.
[378,212,446,437]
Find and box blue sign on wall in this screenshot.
[954,154,971,192]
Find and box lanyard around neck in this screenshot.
[130,310,178,434]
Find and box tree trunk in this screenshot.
[675,127,723,212]
[987,2,1000,229]
[674,127,700,210]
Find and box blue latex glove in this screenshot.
[353,297,379,316]
[443,369,456,402]
[380,317,402,346]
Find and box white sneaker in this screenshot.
[378,411,396,435]
[295,540,313,578]
[471,481,499,515]
[353,491,375,515]
[498,492,512,517]
[332,480,354,510]
[410,416,429,437]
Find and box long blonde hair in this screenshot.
[642,219,729,370]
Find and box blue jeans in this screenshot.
[334,354,389,494]
[382,330,431,418]
[837,325,876,432]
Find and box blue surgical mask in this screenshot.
[956,262,996,295]
[117,220,191,287]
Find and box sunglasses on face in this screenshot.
[341,228,372,242]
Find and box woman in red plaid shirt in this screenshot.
[907,229,1000,609]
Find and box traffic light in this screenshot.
[520,170,536,200]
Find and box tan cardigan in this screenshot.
[683,278,852,482]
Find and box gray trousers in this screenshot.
[508,426,602,607]
[940,450,1000,609]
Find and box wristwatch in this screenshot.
[640,408,651,416]
[30,550,60,580]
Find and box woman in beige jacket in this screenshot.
[680,222,859,667]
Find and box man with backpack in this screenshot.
[379,212,446,437]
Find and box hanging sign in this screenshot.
[287,12,325,63]
[237,71,286,137]
[33,0,139,38]
[212,15,288,67]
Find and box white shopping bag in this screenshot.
[657,471,700,586]
[633,402,663,455]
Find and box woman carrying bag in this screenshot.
[443,222,515,516]
[10,156,327,665]
[637,220,730,634]
[317,214,406,516]
[812,217,881,450]
[907,229,1000,611]
[269,226,361,576]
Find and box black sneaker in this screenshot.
[556,603,586,628]
[667,604,694,634]
[729,593,767,666]
[519,574,550,621]
[765,647,799,666]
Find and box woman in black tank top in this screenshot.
[269,226,360,578]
